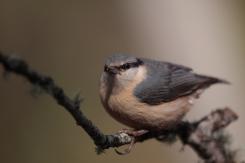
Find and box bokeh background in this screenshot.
[0,1,245,163]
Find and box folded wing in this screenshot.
[134,60,228,105]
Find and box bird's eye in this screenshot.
[121,63,130,70]
[104,65,109,72]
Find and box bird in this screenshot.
[99,54,229,154]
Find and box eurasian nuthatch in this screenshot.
[99,54,228,154]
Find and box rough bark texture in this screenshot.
[0,52,238,163]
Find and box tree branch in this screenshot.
[0,52,238,163]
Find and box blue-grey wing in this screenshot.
[134,59,226,105]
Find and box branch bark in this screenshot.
[0,52,238,163]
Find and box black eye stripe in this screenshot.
[119,59,143,70]
[136,58,143,65]
[104,59,143,72]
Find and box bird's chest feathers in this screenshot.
[108,86,137,113]
[100,66,147,115]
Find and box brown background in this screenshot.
[0,1,245,162]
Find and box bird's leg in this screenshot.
[115,129,149,155]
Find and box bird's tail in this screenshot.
[196,74,230,88]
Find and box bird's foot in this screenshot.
[115,129,149,155]
[118,128,149,136]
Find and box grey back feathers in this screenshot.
[133,58,229,105]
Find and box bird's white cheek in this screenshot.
[122,69,137,80]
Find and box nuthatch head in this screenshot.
[99,54,228,133]
[102,55,144,89]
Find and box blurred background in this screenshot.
[0,0,245,162]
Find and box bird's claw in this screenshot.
[114,137,136,155]
[114,129,149,155]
